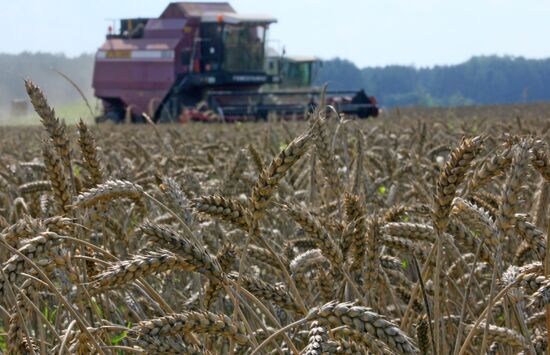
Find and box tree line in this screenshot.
[315,55,550,107]
[0,52,94,113]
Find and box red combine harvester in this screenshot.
[92,2,379,123]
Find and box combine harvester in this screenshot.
[92,2,379,123]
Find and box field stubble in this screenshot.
[0,81,549,354]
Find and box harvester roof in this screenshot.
[159,2,275,24]
[201,12,277,24]
[161,2,235,18]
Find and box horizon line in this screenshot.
[1,51,549,70]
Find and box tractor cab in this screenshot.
[279,56,320,88]
[265,54,321,89]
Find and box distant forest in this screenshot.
[1,52,550,111]
[315,56,550,107]
[0,52,94,112]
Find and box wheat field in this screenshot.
[0,81,549,354]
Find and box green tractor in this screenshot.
[264,53,379,118]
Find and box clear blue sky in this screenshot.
[2,0,549,68]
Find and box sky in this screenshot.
[1,0,549,68]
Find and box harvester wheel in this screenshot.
[96,110,125,124]
[257,109,269,121]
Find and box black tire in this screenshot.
[356,108,369,119]
[257,109,269,121]
[356,106,379,119]
[96,110,124,124]
[131,114,146,124]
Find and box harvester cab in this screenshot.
[92,2,379,123]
